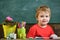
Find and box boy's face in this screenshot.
[37,11,50,25]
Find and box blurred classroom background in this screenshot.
[0,0,60,38]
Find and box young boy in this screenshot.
[27,5,58,39]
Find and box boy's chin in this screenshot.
[41,23,47,26]
[42,22,48,25]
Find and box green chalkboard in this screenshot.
[0,0,60,23]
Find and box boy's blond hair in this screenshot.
[36,5,51,18]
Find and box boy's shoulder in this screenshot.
[30,24,38,29]
[47,24,53,29]
[29,24,38,31]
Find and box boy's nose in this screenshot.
[43,17,46,19]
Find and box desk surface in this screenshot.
[0,37,60,40]
[0,39,60,40]
[0,38,60,40]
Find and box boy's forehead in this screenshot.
[39,11,50,15]
[39,13,50,16]
[38,12,50,17]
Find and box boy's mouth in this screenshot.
[42,21,47,22]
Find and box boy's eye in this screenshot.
[46,16,49,17]
[40,15,44,17]
[40,15,49,18]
